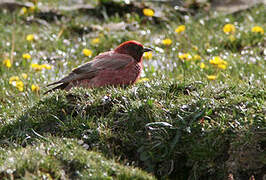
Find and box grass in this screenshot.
[0,0,265,179]
[0,138,155,179]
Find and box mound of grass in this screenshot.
[0,138,154,179]
[0,1,265,179]
[0,80,264,179]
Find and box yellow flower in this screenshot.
[15,80,24,92]
[91,38,100,45]
[22,53,31,60]
[162,38,172,46]
[83,48,92,57]
[26,34,35,41]
[31,84,40,92]
[41,64,52,70]
[209,56,228,70]
[143,8,154,17]
[199,62,206,69]
[31,63,51,71]
[21,73,28,79]
[219,59,227,66]
[223,24,235,34]
[9,76,24,91]
[209,57,220,65]
[178,53,192,61]
[222,61,228,66]
[31,63,42,71]
[251,26,264,35]
[207,75,217,80]
[138,78,149,83]
[218,64,227,70]
[29,6,36,13]
[9,76,20,84]
[175,25,186,34]
[209,56,226,65]
[3,59,12,68]
[143,52,152,60]
[193,54,201,61]
[20,7,27,15]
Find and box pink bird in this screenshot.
[45,40,152,94]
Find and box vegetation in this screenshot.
[0,0,265,179]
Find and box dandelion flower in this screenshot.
[193,54,201,61]
[31,63,51,71]
[143,8,154,17]
[218,64,227,70]
[175,25,186,34]
[31,63,40,70]
[41,64,52,70]
[222,61,228,66]
[83,48,92,57]
[9,76,20,84]
[20,7,27,15]
[3,59,12,68]
[91,38,100,45]
[138,78,149,83]
[162,38,172,46]
[219,59,227,66]
[31,84,40,92]
[143,51,152,60]
[251,26,264,35]
[26,34,35,41]
[178,53,192,61]
[209,56,227,65]
[199,62,206,69]
[21,73,28,79]
[209,56,228,70]
[22,53,31,60]
[31,63,42,71]
[15,80,24,92]
[9,76,24,91]
[209,57,220,65]
[29,6,36,13]
[223,24,235,34]
[207,75,217,80]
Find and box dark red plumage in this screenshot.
[45,40,152,94]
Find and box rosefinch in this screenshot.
[45,40,152,94]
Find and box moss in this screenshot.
[0,138,154,180]
[0,1,265,179]
[0,80,265,179]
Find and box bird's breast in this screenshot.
[84,62,142,88]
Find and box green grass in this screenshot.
[1,81,265,179]
[0,138,155,179]
[0,1,265,179]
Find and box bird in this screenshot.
[45,40,152,94]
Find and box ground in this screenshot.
[0,0,265,179]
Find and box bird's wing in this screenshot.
[47,51,134,86]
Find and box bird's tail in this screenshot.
[44,83,69,95]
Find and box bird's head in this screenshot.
[114,40,152,62]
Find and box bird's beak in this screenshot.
[143,47,153,52]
